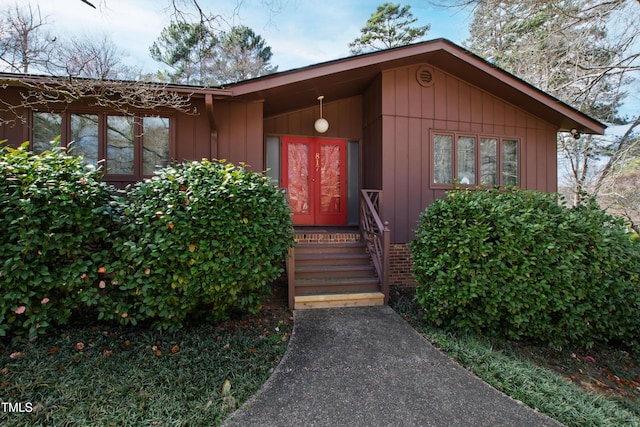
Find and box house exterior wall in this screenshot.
[379,64,559,244]
[362,75,383,190]
[214,100,264,170]
[264,95,363,141]
[0,87,264,184]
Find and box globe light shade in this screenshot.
[314,117,329,133]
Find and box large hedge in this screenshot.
[101,160,294,329]
[0,142,119,338]
[1,142,294,337]
[411,187,640,347]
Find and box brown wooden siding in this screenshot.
[379,65,559,244]
[264,95,362,141]
[214,100,264,170]
[0,88,29,145]
[362,75,382,190]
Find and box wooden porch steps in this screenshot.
[294,292,385,309]
[290,240,383,309]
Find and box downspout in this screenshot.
[205,93,218,159]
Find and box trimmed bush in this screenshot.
[0,142,119,338]
[411,187,640,347]
[101,160,294,329]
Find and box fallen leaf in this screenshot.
[171,345,179,353]
[221,379,232,396]
[49,347,59,354]
[9,352,23,359]
[97,267,107,273]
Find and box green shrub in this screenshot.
[101,159,294,329]
[411,187,640,347]
[0,141,119,338]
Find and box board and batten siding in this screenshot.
[379,65,558,244]
[212,100,264,171]
[264,95,363,141]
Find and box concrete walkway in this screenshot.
[224,306,562,427]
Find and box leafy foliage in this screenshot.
[0,141,119,338]
[1,143,293,337]
[102,159,294,329]
[411,187,640,347]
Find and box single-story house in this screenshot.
[0,39,605,308]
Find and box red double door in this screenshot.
[282,136,347,225]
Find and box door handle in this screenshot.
[315,153,320,171]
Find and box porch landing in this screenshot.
[288,228,385,309]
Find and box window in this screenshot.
[31,110,171,180]
[432,132,519,187]
[32,112,62,153]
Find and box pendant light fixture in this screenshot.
[314,95,329,134]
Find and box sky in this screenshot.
[0,0,471,73]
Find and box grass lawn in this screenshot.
[0,306,292,427]
[390,286,640,427]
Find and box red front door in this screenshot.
[282,136,347,225]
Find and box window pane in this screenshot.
[433,134,453,184]
[32,112,62,154]
[142,116,169,175]
[458,136,476,185]
[502,140,519,186]
[287,142,309,214]
[265,136,281,186]
[320,143,342,214]
[480,138,497,185]
[107,115,135,175]
[70,114,99,168]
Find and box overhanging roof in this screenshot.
[227,39,606,135]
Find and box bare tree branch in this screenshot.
[0,75,198,127]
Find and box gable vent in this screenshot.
[416,65,434,87]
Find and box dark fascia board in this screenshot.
[227,39,606,135]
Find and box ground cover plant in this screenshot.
[390,287,640,427]
[0,306,292,426]
[411,187,640,347]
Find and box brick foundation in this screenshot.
[388,243,418,287]
[294,232,361,244]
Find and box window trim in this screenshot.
[430,130,521,189]
[31,108,174,182]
